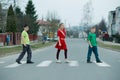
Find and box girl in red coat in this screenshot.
[55,23,70,63]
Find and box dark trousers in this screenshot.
[87,46,101,62]
[56,49,67,60]
[16,44,32,62]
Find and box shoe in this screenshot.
[56,60,61,63]
[87,61,92,63]
[27,61,34,64]
[65,59,70,63]
[16,60,22,64]
[96,61,102,63]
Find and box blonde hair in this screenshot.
[59,23,64,28]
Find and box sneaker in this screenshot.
[87,61,92,63]
[65,59,70,63]
[56,60,61,63]
[96,61,102,63]
[27,61,34,64]
[16,60,22,64]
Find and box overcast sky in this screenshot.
[18,0,120,26]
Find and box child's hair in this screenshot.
[91,26,96,30]
[23,24,28,28]
[59,23,64,28]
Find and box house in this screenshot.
[108,6,120,36]
[36,20,50,40]
[37,20,49,36]
[116,7,120,34]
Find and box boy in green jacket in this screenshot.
[87,27,102,63]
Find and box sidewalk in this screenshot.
[97,38,120,46]
[0,41,46,48]
[0,41,51,48]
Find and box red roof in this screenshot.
[37,20,49,26]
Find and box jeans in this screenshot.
[87,46,101,62]
[16,44,32,62]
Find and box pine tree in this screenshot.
[25,0,39,34]
[15,7,24,32]
[98,19,107,32]
[6,5,17,45]
[6,5,17,32]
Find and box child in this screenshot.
[87,27,102,63]
[55,23,70,63]
[16,24,34,64]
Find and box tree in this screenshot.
[98,19,107,32]
[25,0,39,34]
[93,19,107,37]
[6,5,17,45]
[0,3,5,33]
[15,6,24,32]
[94,24,99,37]
[46,11,60,39]
[82,0,94,28]
[50,19,60,38]
[0,3,2,33]
[6,5,17,32]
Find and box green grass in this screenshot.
[98,41,120,52]
[0,42,55,57]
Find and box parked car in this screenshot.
[47,37,53,41]
[53,37,58,41]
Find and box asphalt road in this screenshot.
[0,38,120,80]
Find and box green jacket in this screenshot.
[87,32,97,46]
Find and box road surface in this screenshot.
[0,39,120,80]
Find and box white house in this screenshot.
[37,20,49,36]
[108,6,120,36]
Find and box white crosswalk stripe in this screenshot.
[68,61,79,67]
[5,61,26,68]
[36,60,52,67]
[93,61,111,67]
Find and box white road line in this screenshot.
[0,61,5,64]
[93,61,111,67]
[5,61,26,68]
[68,61,79,67]
[36,60,52,67]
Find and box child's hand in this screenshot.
[59,43,61,46]
[90,45,93,48]
[24,44,26,46]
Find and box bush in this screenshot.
[108,37,113,42]
[112,33,120,43]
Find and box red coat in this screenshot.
[55,29,67,50]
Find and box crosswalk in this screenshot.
[93,61,111,67]
[0,60,111,68]
[5,61,26,68]
[68,61,79,67]
[36,60,52,67]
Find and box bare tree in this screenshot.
[0,3,7,33]
[46,11,60,39]
[82,0,94,29]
